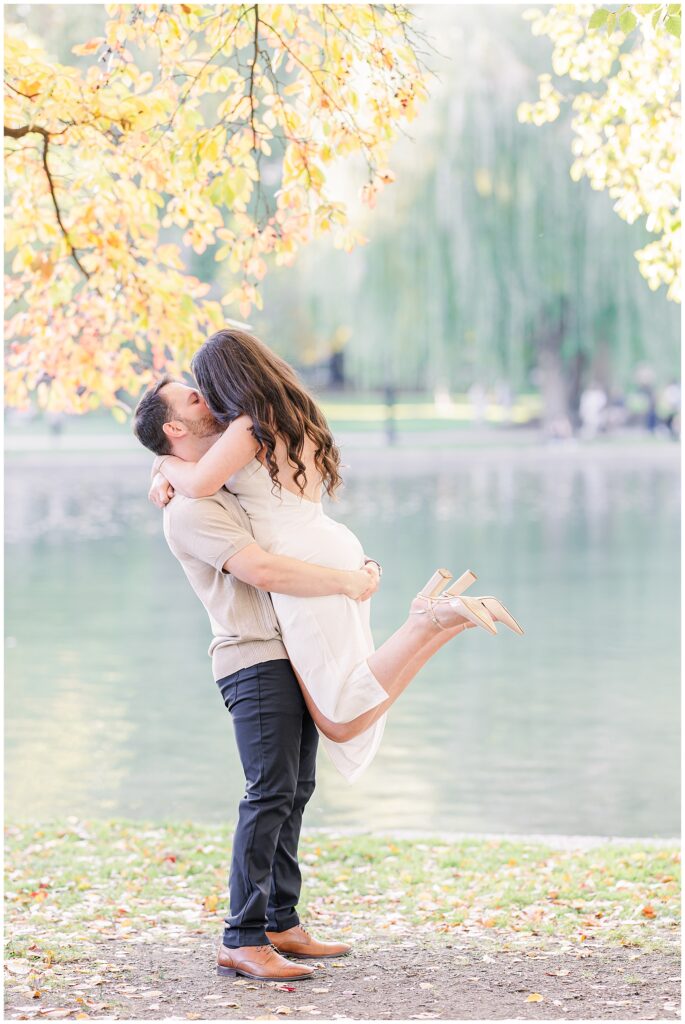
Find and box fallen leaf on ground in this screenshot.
[6,962,31,975]
[526,993,544,1002]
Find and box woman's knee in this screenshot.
[321,720,358,742]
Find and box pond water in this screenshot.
[5,446,680,837]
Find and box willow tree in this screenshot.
[251,4,679,425]
[4,3,429,415]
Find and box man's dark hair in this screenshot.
[132,374,177,455]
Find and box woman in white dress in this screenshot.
[149,328,523,782]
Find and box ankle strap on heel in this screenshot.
[411,595,446,630]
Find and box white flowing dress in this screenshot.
[227,457,388,783]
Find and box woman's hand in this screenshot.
[359,562,380,601]
[148,472,175,508]
[344,565,380,602]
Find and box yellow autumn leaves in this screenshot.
[517,4,681,303]
[4,4,428,413]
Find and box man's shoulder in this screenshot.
[166,487,242,519]
[164,489,247,537]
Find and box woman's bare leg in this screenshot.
[392,619,477,686]
[294,613,478,743]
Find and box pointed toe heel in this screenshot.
[453,595,498,635]
[477,597,524,635]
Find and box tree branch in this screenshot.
[4,123,92,281]
[248,4,260,153]
[259,16,377,159]
[5,81,40,101]
[140,4,249,160]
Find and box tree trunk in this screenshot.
[536,297,573,438]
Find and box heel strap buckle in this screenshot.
[412,595,445,630]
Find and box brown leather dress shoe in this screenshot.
[265,924,352,959]
[216,942,315,981]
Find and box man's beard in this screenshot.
[181,412,225,438]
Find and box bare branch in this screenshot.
[5,80,40,101]
[4,123,92,281]
[248,5,260,153]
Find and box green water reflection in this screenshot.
[5,452,680,836]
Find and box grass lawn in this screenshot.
[5,820,680,961]
[5,821,680,1021]
[5,395,543,438]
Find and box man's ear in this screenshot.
[162,419,187,442]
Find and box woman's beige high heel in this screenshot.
[473,597,524,635]
[411,569,497,635]
[441,575,525,635]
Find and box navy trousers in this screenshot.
[216,658,319,948]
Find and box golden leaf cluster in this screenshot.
[517,4,681,303]
[4,4,428,412]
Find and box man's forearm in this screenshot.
[227,548,358,598]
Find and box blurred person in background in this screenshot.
[604,388,629,431]
[467,381,488,425]
[579,382,608,439]
[634,362,659,433]
[660,379,681,440]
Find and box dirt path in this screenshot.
[5,934,680,1020]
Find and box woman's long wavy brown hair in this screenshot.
[191,328,342,497]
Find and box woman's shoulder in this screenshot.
[226,454,262,488]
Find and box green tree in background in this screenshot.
[251,6,679,430]
[5,5,679,431]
